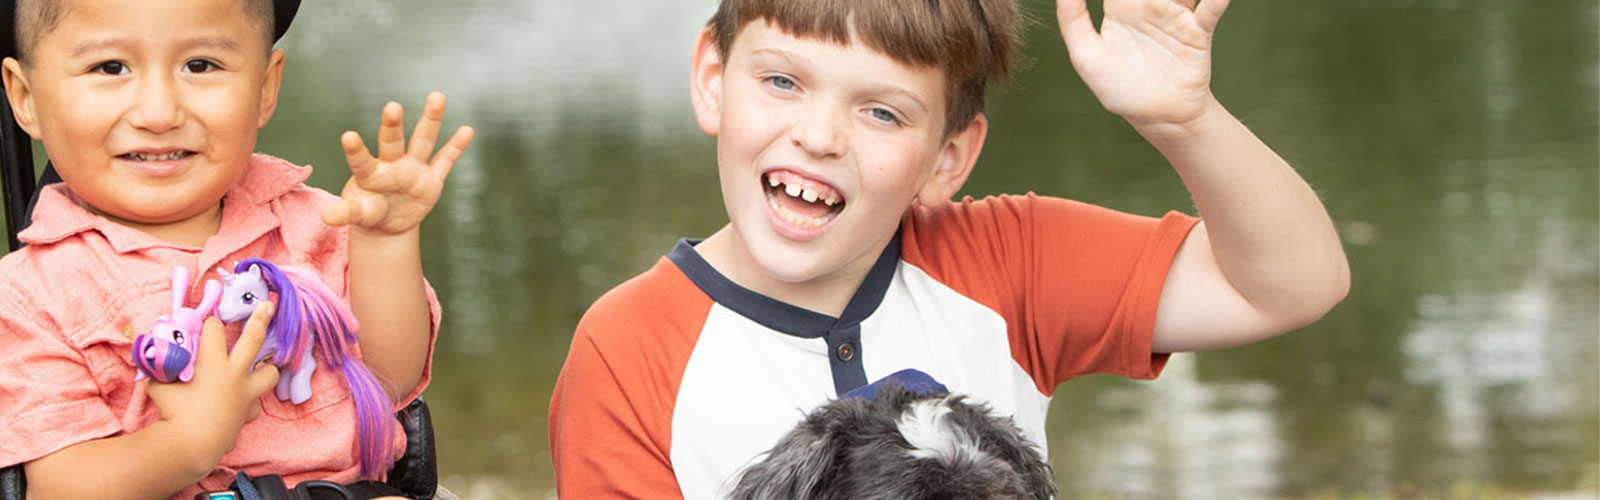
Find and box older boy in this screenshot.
[551,0,1348,498]
[0,0,471,498]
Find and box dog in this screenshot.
[727,369,1056,500]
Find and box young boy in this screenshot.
[0,0,472,498]
[550,0,1349,497]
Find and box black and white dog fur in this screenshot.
[727,381,1055,500]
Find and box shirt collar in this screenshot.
[18,154,312,253]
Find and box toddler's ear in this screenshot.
[689,27,724,137]
[256,50,287,128]
[916,114,988,205]
[2,57,40,139]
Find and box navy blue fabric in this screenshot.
[843,368,950,400]
[667,233,903,395]
[233,471,264,500]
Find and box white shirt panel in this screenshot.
[671,304,836,500]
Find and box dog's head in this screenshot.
[728,380,1055,500]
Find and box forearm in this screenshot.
[1136,97,1350,323]
[347,228,431,401]
[24,421,217,500]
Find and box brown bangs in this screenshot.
[708,0,1021,137]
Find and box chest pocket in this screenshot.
[70,288,167,411]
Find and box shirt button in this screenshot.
[836,342,856,362]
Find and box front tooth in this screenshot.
[801,188,818,202]
[784,183,802,197]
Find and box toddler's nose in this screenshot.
[128,76,186,133]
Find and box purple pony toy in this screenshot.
[133,267,220,383]
[215,257,395,479]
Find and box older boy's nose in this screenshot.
[128,76,186,133]
[791,105,846,159]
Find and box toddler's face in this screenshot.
[4,0,281,228]
[706,21,953,284]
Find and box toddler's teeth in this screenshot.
[801,188,818,203]
[768,176,782,187]
[785,184,802,197]
[824,198,836,206]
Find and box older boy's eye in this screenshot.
[183,60,219,73]
[92,62,128,75]
[869,108,901,124]
[765,75,797,91]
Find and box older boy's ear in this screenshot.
[256,49,286,128]
[2,58,41,139]
[916,114,988,205]
[689,27,724,137]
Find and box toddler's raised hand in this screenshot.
[1057,0,1231,127]
[322,92,475,235]
[145,303,280,465]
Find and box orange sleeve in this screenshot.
[901,194,1198,395]
[549,330,683,499]
[549,260,710,499]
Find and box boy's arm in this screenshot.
[25,308,279,500]
[323,92,473,401]
[1057,0,1350,352]
[550,330,684,500]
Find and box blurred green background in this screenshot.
[3,0,1596,498]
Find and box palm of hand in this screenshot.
[323,92,474,235]
[1059,0,1229,126]
[336,154,446,235]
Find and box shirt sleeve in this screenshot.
[549,327,684,500]
[0,297,122,468]
[901,193,1199,394]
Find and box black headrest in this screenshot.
[0,0,302,59]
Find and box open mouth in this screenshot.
[119,150,195,162]
[763,170,845,229]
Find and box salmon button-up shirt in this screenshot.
[0,154,439,499]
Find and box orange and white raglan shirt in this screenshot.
[549,193,1199,499]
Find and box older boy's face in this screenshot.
[711,21,950,284]
[5,0,280,227]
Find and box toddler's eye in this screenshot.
[765,75,797,91]
[183,60,219,73]
[92,62,128,75]
[869,108,901,125]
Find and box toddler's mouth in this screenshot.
[119,150,195,162]
[763,170,845,229]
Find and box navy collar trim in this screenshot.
[667,232,902,339]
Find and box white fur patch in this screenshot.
[897,398,991,465]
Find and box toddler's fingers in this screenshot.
[342,131,377,180]
[429,126,475,178]
[198,317,227,362]
[230,302,276,371]
[246,363,279,400]
[407,92,447,159]
[321,199,355,226]
[377,102,406,162]
[323,196,388,228]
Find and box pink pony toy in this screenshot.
[215,257,395,479]
[132,267,221,383]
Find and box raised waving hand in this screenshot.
[1057,0,1231,127]
[322,92,474,234]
